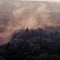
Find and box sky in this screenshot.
[0,0,60,32]
[0,0,60,45]
[0,0,60,2]
[21,0,60,2]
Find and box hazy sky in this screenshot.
[0,0,60,45]
[0,0,60,30]
[21,0,60,2]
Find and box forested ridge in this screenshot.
[0,28,60,60]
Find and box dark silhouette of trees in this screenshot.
[0,28,60,60]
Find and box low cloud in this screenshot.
[0,1,60,44]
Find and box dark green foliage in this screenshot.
[0,28,60,60]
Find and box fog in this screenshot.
[0,0,60,44]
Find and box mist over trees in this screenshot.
[0,1,60,33]
[0,1,60,60]
[0,1,60,45]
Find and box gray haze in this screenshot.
[0,0,60,45]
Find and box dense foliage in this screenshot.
[0,28,60,60]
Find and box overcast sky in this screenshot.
[20,0,60,2]
[0,0,60,45]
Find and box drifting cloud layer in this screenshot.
[0,1,60,31]
[12,1,60,30]
[0,0,60,44]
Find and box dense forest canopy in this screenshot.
[0,28,60,60]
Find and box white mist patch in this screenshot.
[24,16,40,29]
[11,3,57,31]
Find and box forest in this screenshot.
[0,28,60,60]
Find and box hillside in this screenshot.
[0,28,60,60]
